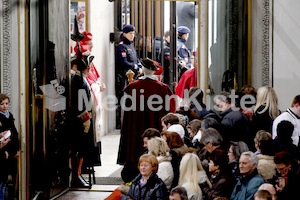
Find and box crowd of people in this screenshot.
[106,76,300,200]
[95,22,300,200]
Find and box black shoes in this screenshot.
[71,175,90,188]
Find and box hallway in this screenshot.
[55,130,122,199]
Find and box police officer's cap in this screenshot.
[122,24,135,33]
[178,26,190,34]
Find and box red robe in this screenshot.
[86,63,100,85]
[175,68,196,98]
[86,63,100,105]
[117,78,176,165]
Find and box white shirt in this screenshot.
[192,130,202,144]
[272,108,300,146]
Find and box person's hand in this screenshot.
[4,151,9,159]
[83,119,91,133]
[99,82,106,92]
[0,130,8,139]
[275,184,283,192]
[179,60,186,69]
[137,68,143,76]
[14,151,20,158]
[0,136,10,148]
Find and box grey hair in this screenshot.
[201,118,219,131]
[170,186,188,200]
[200,128,223,146]
[174,113,189,127]
[241,151,258,167]
[142,66,155,75]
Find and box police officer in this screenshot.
[116,24,143,78]
[115,24,143,128]
[177,26,192,79]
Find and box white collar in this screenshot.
[139,75,158,80]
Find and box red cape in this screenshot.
[117,78,175,165]
[175,68,196,98]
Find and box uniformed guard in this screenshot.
[115,24,143,128]
[177,26,192,79]
[116,24,143,78]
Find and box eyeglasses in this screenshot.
[276,165,288,172]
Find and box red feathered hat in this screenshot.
[74,31,93,55]
[154,62,163,75]
[81,31,93,42]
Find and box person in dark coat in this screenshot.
[252,86,280,134]
[116,24,143,77]
[188,87,211,119]
[69,55,95,188]
[116,24,143,128]
[228,141,249,183]
[0,93,19,199]
[176,1,198,52]
[177,26,193,79]
[270,151,300,200]
[274,120,300,160]
[159,30,171,85]
[125,154,168,200]
[0,94,19,160]
[215,91,252,149]
[199,128,225,174]
[230,151,265,200]
[203,149,235,200]
[117,58,176,166]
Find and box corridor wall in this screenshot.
[273,0,300,110]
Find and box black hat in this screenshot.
[141,58,159,71]
[70,56,78,66]
[122,24,135,33]
[178,26,190,34]
[77,55,94,71]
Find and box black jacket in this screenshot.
[116,36,142,76]
[270,160,300,200]
[252,105,274,134]
[0,112,19,157]
[220,108,252,148]
[126,173,168,200]
[0,112,19,182]
[203,171,235,200]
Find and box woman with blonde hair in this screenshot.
[161,131,188,188]
[147,137,174,190]
[179,153,211,200]
[252,86,280,134]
